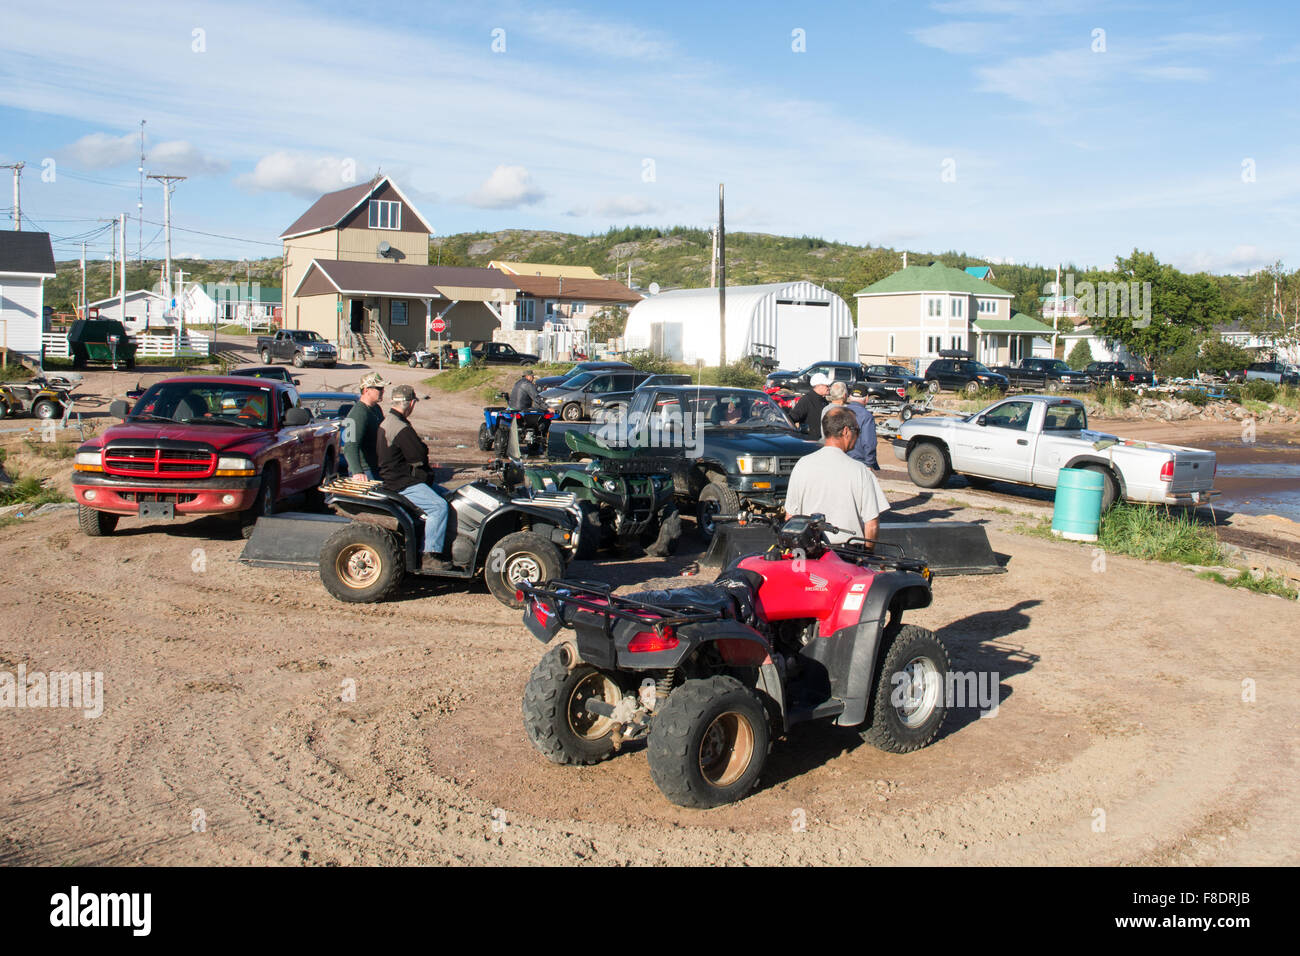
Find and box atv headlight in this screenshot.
[216,456,256,477]
[736,455,776,474]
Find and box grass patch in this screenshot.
[0,476,69,508]
[22,439,76,460]
[1098,504,1223,564]
[0,365,37,383]
[424,365,497,394]
[1196,569,1298,601]
[1012,515,1055,540]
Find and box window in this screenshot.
[516,299,536,326]
[951,298,964,318]
[984,402,1033,431]
[977,298,996,314]
[368,200,401,230]
[927,298,942,317]
[572,302,585,314]
[927,336,941,354]
[390,300,408,326]
[951,336,963,350]
[888,334,895,354]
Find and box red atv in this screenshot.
[519,513,952,808]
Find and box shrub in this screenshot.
[1242,379,1277,403]
[705,361,765,389]
[1175,388,1209,406]
[1094,383,1134,408]
[1098,505,1223,565]
[623,351,677,375]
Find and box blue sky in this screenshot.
[1,0,1296,275]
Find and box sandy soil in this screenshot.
[1,348,1296,865]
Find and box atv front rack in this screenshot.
[518,580,725,638]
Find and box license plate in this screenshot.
[138,500,175,520]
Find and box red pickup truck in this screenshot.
[73,376,341,537]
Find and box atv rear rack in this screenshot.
[320,476,385,500]
[519,580,725,638]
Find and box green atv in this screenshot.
[524,430,682,559]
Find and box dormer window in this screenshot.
[368,200,401,230]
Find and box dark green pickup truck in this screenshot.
[547,384,820,538]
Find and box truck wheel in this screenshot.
[926,379,940,394]
[964,380,980,396]
[1047,380,1061,393]
[485,531,564,608]
[239,467,277,539]
[561,402,583,422]
[647,676,770,808]
[77,505,118,537]
[695,481,741,540]
[307,449,337,510]
[319,523,404,603]
[477,423,493,451]
[861,624,951,753]
[1081,464,1119,511]
[33,399,59,421]
[292,353,305,368]
[522,643,624,766]
[260,348,273,363]
[907,442,950,489]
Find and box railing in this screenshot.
[41,331,211,358]
[372,322,395,361]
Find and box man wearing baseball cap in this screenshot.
[378,383,450,565]
[343,372,388,480]
[788,372,832,440]
[510,367,543,410]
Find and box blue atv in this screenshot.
[478,391,553,457]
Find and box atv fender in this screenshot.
[475,502,578,567]
[799,571,932,728]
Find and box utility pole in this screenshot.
[119,213,127,323]
[1,162,23,230]
[80,243,87,319]
[148,173,185,307]
[175,267,186,337]
[137,120,146,261]
[718,183,727,366]
[710,226,718,288]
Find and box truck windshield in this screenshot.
[132,382,274,428]
[291,331,323,342]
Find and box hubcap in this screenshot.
[895,656,941,728]
[698,712,755,787]
[336,543,381,589]
[567,671,620,739]
[563,404,580,421]
[916,452,938,478]
[505,553,542,586]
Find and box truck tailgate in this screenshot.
[1167,447,1216,493]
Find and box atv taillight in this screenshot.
[530,596,551,628]
[628,628,678,653]
[544,412,554,420]
[1159,459,1175,482]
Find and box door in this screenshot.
[350,300,365,334]
[650,322,684,362]
[776,303,832,369]
[969,400,1035,481]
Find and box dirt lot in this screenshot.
[1,349,1297,865]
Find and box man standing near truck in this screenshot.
[343,372,388,480]
[785,406,889,546]
[789,372,831,440]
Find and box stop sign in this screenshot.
[431,317,446,334]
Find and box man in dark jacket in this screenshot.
[845,382,880,469]
[378,384,448,559]
[342,371,388,480]
[788,372,831,440]
[509,369,542,410]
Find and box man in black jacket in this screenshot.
[788,372,831,440]
[509,369,542,410]
[378,384,448,559]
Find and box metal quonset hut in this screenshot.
[623,281,855,368]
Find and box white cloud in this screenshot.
[237,152,365,198]
[1174,245,1274,275]
[516,7,674,61]
[911,21,1004,55]
[1137,65,1209,82]
[64,131,138,168]
[149,140,228,176]
[466,165,545,209]
[592,195,662,217]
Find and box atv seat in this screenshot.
[624,568,764,628]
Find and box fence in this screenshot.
[42,331,211,359]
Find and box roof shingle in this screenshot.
[856,262,1014,297]
[0,231,56,276]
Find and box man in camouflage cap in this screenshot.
[342,371,389,480]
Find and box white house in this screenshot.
[624,281,855,368]
[87,289,171,331]
[1059,324,1139,365]
[0,231,56,366]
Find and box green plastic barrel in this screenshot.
[457,346,472,368]
[1052,467,1104,541]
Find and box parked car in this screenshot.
[1235,361,1300,386]
[861,363,927,392]
[72,376,341,538]
[535,361,634,389]
[589,374,694,421]
[228,365,300,385]
[893,395,1217,510]
[298,391,359,422]
[256,329,338,368]
[541,369,656,422]
[473,341,539,365]
[67,319,137,370]
[548,384,820,539]
[765,361,909,405]
[991,358,1090,392]
[922,357,1010,395]
[1084,361,1154,387]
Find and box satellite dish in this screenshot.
[378,241,391,257]
[648,282,660,295]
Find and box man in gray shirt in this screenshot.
[785,406,889,545]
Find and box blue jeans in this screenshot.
[399,482,449,554]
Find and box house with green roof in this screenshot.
[855,262,1051,367]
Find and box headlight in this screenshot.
[737,455,777,474]
[74,449,103,472]
[216,456,256,477]
[591,398,603,405]
[546,397,562,405]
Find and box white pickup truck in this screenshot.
[892,395,1217,510]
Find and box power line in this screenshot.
[135,215,283,249]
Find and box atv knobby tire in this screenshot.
[861,624,951,753]
[647,675,770,808]
[319,522,405,603]
[522,643,624,766]
[477,423,494,451]
[484,531,564,608]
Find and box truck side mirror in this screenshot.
[283,407,311,426]
[110,399,130,419]
[976,415,987,426]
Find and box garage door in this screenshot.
[775,302,832,369]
